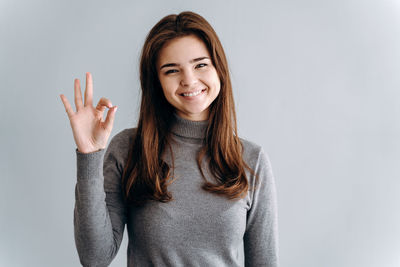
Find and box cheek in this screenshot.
[159,77,175,96]
[202,69,220,86]
[209,68,220,84]
[211,72,221,92]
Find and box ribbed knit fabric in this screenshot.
[74,113,279,267]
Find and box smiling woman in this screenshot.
[60,10,278,267]
[157,35,221,121]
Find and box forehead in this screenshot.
[157,35,210,65]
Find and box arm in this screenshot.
[74,133,127,267]
[244,148,279,267]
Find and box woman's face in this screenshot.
[157,34,221,121]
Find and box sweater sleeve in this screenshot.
[244,148,279,267]
[73,133,128,267]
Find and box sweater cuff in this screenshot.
[76,148,106,181]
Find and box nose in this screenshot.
[180,68,198,87]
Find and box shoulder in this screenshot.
[239,137,264,163]
[110,127,137,144]
[239,136,273,176]
[239,137,275,201]
[105,127,137,161]
[239,137,262,155]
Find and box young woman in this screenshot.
[60,11,278,267]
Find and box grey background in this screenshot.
[1,0,399,266]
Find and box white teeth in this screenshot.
[182,89,203,97]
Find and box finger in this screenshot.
[60,94,75,117]
[74,79,83,111]
[84,72,93,107]
[95,97,113,112]
[104,106,117,131]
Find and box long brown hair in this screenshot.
[122,11,256,206]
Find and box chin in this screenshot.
[178,108,209,119]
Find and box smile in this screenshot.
[180,88,207,97]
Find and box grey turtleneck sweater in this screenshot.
[74,114,279,267]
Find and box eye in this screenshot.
[164,63,207,75]
[196,63,207,68]
[165,69,178,75]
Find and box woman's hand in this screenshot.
[60,72,117,154]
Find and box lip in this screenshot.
[179,88,206,96]
[179,88,207,99]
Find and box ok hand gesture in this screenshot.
[60,72,117,154]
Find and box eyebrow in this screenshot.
[159,57,210,70]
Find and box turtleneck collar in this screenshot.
[170,112,208,140]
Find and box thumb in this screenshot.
[104,106,117,131]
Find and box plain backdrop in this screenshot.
[1,0,399,266]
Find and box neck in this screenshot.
[170,112,208,140]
